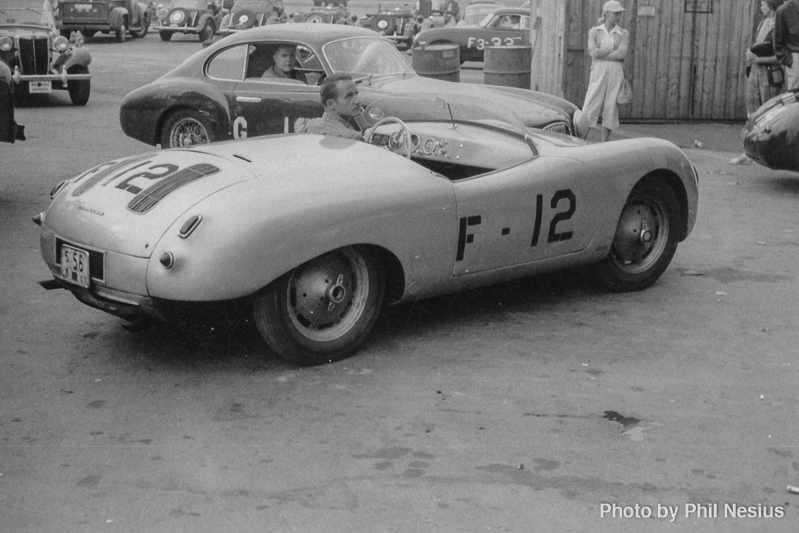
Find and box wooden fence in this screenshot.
[531,0,759,120]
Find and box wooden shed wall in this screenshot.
[531,0,759,120]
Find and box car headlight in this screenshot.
[53,36,70,52]
[0,36,13,52]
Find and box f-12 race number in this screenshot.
[456,188,576,262]
[467,36,520,50]
[531,188,576,247]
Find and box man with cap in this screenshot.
[575,0,629,142]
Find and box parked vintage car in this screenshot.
[218,0,283,35]
[0,3,92,105]
[57,0,150,42]
[0,61,25,143]
[362,2,418,48]
[120,24,576,148]
[742,89,799,172]
[153,0,225,41]
[414,6,530,62]
[313,0,347,6]
[38,93,698,365]
[293,5,350,24]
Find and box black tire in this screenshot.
[371,15,396,35]
[595,179,681,292]
[160,109,215,148]
[67,66,90,106]
[253,247,385,366]
[159,30,173,41]
[131,14,149,38]
[199,20,214,42]
[115,20,127,42]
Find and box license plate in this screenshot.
[29,81,51,94]
[60,245,90,288]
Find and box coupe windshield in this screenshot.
[0,7,51,28]
[361,93,528,140]
[323,37,414,77]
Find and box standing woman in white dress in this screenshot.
[576,1,629,142]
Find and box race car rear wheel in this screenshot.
[253,246,385,366]
[67,66,90,106]
[596,179,680,292]
[160,109,215,147]
[159,30,173,41]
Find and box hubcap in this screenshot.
[610,199,668,272]
[287,251,369,342]
[170,118,209,147]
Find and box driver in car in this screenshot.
[295,74,365,140]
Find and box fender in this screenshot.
[110,7,130,30]
[58,47,92,71]
[135,3,149,25]
[197,13,215,29]
[121,78,232,145]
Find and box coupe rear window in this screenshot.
[206,45,248,81]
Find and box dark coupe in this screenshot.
[414,6,530,63]
[120,23,576,148]
[743,89,799,172]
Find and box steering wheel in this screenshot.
[364,117,412,159]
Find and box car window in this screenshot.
[323,37,413,77]
[206,45,248,81]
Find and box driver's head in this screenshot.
[271,45,295,77]
[320,74,360,119]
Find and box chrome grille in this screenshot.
[17,36,49,76]
[543,121,571,136]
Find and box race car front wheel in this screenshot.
[160,109,214,148]
[596,179,680,292]
[254,246,385,366]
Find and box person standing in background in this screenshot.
[575,1,629,142]
[774,0,799,90]
[731,0,785,164]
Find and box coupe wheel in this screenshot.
[159,30,172,41]
[67,66,90,106]
[115,20,127,42]
[160,109,214,148]
[254,247,385,366]
[596,179,681,292]
[199,20,214,42]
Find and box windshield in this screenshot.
[232,0,276,10]
[323,37,414,77]
[360,92,528,140]
[465,6,498,24]
[166,0,209,9]
[0,6,52,28]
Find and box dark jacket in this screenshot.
[774,0,799,67]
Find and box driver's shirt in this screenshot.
[295,111,363,140]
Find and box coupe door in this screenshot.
[452,157,597,275]
[231,78,323,138]
[211,42,324,139]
